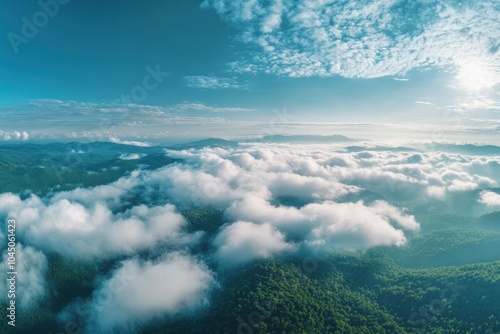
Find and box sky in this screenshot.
[1,2,500,331]
[0,0,499,143]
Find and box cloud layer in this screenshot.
[2,141,500,331]
[202,0,499,88]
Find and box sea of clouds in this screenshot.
[0,142,499,332]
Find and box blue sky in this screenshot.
[0,0,498,143]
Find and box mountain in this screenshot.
[429,143,500,155]
[0,141,173,195]
[170,138,239,150]
[345,145,418,152]
[256,134,362,144]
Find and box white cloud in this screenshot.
[4,193,195,260]
[225,197,418,252]
[303,201,414,250]
[184,76,248,89]
[3,142,499,264]
[61,253,214,333]
[109,136,152,147]
[479,190,500,207]
[1,100,257,142]
[214,221,294,267]
[119,153,146,160]
[167,102,257,113]
[0,130,30,141]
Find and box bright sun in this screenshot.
[456,60,498,93]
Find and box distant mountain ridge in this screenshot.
[429,143,500,155]
[170,138,239,149]
[255,134,362,143]
[169,134,364,150]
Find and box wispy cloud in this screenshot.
[167,102,257,113]
[183,76,248,90]
[0,100,257,141]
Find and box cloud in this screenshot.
[3,142,499,264]
[3,192,196,260]
[214,221,294,267]
[167,102,257,113]
[303,201,416,250]
[202,0,499,89]
[0,130,30,141]
[479,190,500,207]
[0,100,254,141]
[109,137,152,147]
[126,142,497,230]
[119,153,147,160]
[183,76,248,89]
[61,253,215,333]
[225,197,418,252]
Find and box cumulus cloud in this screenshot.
[202,0,499,91]
[225,197,418,252]
[479,190,500,207]
[61,253,214,333]
[1,130,30,141]
[214,221,294,267]
[2,192,195,260]
[119,153,146,160]
[303,201,414,250]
